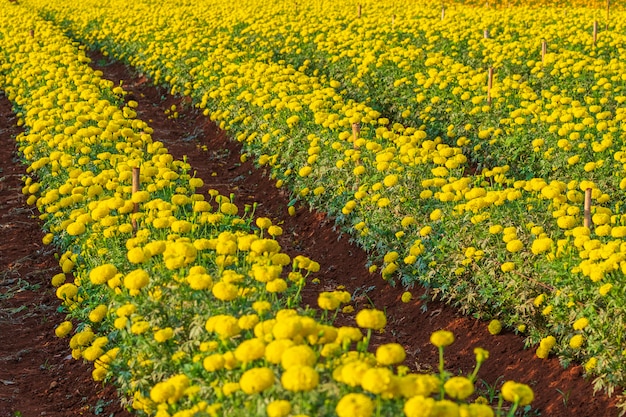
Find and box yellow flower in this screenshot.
[404,395,435,417]
[51,272,66,287]
[88,305,108,323]
[506,239,523,253]
[265,339,295,364]
[131,321,150,335]
[206,315,241,339]
[123,269,150,291]
[203,354,225,372]
[266,400,292,417]
[252,300,272,314]
[266,278,288,293]
[66,221,86,236]
[501,381,534,406]
[584,357,598,373]
[187,273,213,290]
[281,365,319,392]
[500,262,515,273]
[89,264,118,285]
[55,321,73,338]
[355,309,387,330]
[429,209,443,221]
[569,334,584,349]
[234,338,266,363]
[239,367,275,394]
[336,393,374,417]
[212,281,238,301]
[531,237,553,255]
[281,345,317,369]
[56,283,78,300]
[474,347,489,363]
[430,330,454,347]
[487,320,502,335]
[573,317,589,330]
[154,327,174,343]
[401,291,412,303]
[127,247,146,264]
[599,283,613,296]
[444,376,474,400]
[376,343,406,366]
[318,292,341,310]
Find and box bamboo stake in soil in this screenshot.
[358,4,361,18]
[441,6,445,20]
[541,39,547,64]
[487,67,494,106]
[584,188,592,229]
[132,167,140,233]
[352,122,360,146]
[593,20,598,46]
[484,29,489,39]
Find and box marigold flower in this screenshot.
[281,365,319,392]
[501,381,534,406]
[355,309,387,330]
[430,330,454,347]
[281,344,317,369]
[154,327,174,343]
[404,395,435,417]
[336,393,374,417]
[212,281,239,301]
[585,357,598,373]
[55,321,73,338]
[239,367,275,394]
[488,320,502,335]
[376,343,406,366]
[56,283,78,300]
[401,291,412,303]
[234,338,266,363]
[266,401,291,417]
[88,304,108,323]
[506,239,523,253]
[123,269,150,291]
[474,347,489,363]
[203,354,225,372]
[444,376,474,400]
[573,317,589,330]
[89,264,118,285]
[569,334,584,349]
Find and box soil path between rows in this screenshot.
[0,47,621,416]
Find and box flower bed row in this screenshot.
[0,2,534,417]
[24,0,626,394]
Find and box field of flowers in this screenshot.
[0,2,542,417]
[1,0,626,414]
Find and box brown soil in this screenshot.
[0,49,621,416]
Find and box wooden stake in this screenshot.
[606,0,610,30]
[593,20,598,46]
[352,123,360,146]
[131,167,140,232]
[487,67,494,106]
[358,4,362,18]
[484,29,489,39]
[541,39,547,63]
[441,6,445,20]
[584,188,592,228]
[29,29,34,37]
